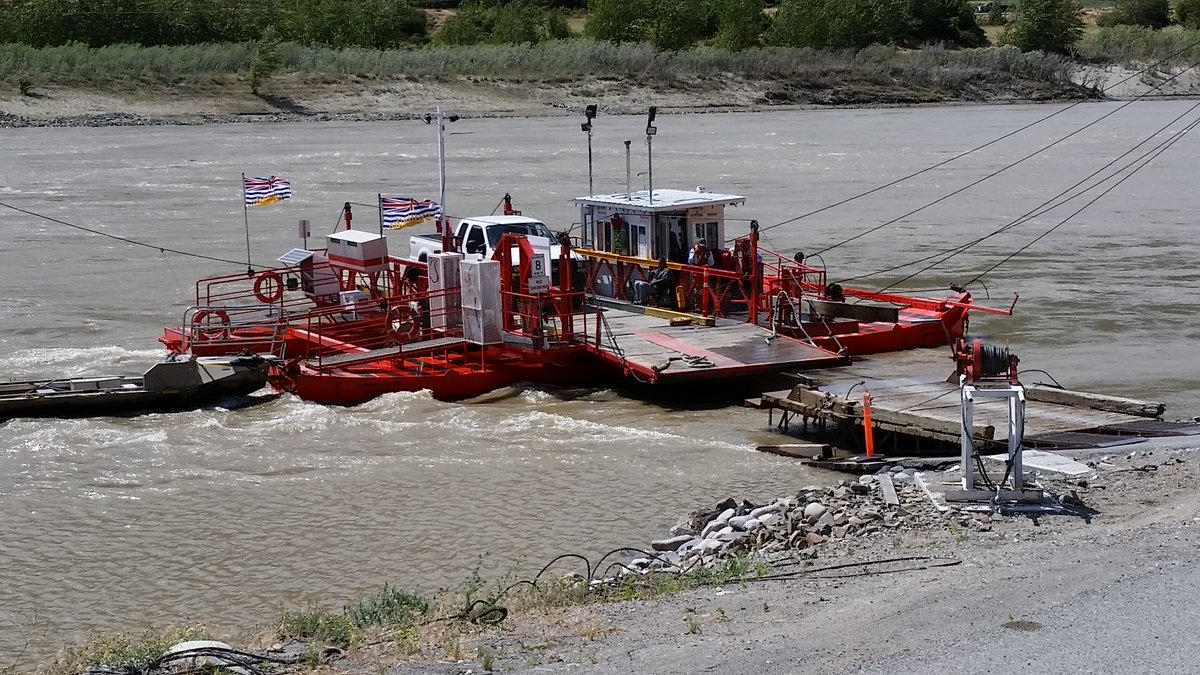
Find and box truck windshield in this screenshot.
[486,221,556,247]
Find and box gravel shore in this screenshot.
[342,436,1200,674]
[0,69,1116,129]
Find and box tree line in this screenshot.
[0,0,427,49]
[2,0,1199,55]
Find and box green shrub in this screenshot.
[276,605,356,647]
[545,8,575,39]
[585,0,651,42]
[1175,0,1200,29]
[249,25,281,94]
[45,625,209,675]
[765,0,915,49]
[908,0,988,47]
[1076,24,1200,63]
[347,584,430,627]
[998,0,1084,54]
[1097,0,1170,28]
[713,0,768,50]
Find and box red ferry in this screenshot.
[160,190,1011,404]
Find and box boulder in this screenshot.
[814,511,835,535]
[650,534,694,552]
[805,532,826,546]
[728,515,757,530]
[749,504,780,520]
[803,502,828,521]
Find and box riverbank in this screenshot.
[34,436,1200,674]
[0,69,1094,128]
[3,65,1199,129]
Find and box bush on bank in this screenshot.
[0,40,1083,86]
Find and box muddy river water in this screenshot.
[1,100,1198,660]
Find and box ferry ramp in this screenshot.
[590,305,849,384]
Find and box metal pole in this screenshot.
[436,106,447,220]
[241,173,253,275]
[587,126,594,197]
[645,106,657,205]
[625,140,631,200]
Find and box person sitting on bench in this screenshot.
[633,257,673,306]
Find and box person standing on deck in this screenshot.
[611,215,628,256]
[689,239,714,266]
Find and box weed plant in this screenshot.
[0,40,1081,87]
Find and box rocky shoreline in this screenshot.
[0,70,1112,130]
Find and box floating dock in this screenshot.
[591,304,850,384]
[753,348,1197,454]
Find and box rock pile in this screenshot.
[637,472,978,574]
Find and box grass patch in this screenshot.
[42,624,208,675]
[0,40,1079,91]
[1076,25,1200,65]
[37,556,780,673]
[275,584,433,650]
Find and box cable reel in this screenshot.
[954,337,1019,385]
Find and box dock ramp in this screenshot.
[590,305,849,384]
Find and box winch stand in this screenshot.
[960,378,1026,491]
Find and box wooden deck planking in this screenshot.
[594,307,848,381]
[757,343,1163,449]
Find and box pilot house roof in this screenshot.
[576,188,746,214]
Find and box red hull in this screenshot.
[271,348,603,405]
[805,305,967,356]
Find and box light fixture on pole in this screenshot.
[645,106,657,205]
[424,106,459,233]
[581,104,598,197]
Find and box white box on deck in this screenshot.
[326,229,389,273]
[338,290,371,320]
[460,258,502,345]
[427,252,463,331]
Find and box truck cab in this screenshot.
[408,215,585,290]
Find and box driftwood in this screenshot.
[1025,384,1165,419]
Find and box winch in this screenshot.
[955,338,1026,493]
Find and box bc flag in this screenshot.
[243,176,293,207]
[381,197,442,229]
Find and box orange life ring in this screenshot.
[387,303,420,343]
[253,271,285,304]
[192,310,231,340]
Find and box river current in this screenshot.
[2,101,1198,661]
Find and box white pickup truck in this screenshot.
[408,215,585,288]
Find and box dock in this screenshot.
[590,304,850,384]
[755,348,1194,453]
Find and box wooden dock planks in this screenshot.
[756,347,1167,451]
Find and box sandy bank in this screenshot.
[0,70,1106,128]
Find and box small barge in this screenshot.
[0,355,270,422]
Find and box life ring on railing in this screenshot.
[253,271,285,304]
[192,310,231,340]
[387,303,420,343]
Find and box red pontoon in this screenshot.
[160,190,1012,405]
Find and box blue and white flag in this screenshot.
[381,196,442,229]
[243,175,292,207]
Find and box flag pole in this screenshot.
[378,193,384,236]
[242,173,253,275]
